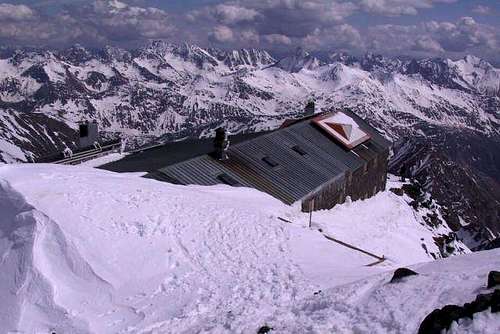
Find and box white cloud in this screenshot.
[212,4,259,24]
[263,34,292,45]
[240,29,260,44]
[0,4,35,21]
[302,24,363,50]
[211,25,235,42]
[0,0,498,64]
[359,0,458,16]
[0,0,175,46]
[366,16,499,60]
[414,36,444,53]
[471,5,491,15]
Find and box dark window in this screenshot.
[79,124,89,138]
[262,156,279,167]
[217,173,240,186]
[291,145,307,156]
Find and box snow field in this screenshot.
[0,164,382,333]
[266,249,500,333]
[0,164,497,333]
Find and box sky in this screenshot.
[0,0,499,64]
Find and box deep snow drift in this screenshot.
[0,164,497,333]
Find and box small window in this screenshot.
[291,145,307,156]
[262,156,279,168]
[217,173,239,186]
[79,124,89,138]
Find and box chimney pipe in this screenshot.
[78,120,99,149]
[305,100,315,116]
[214,127,230,160]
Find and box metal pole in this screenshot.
[309,198,314,228]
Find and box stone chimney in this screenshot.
[213,127,230,160]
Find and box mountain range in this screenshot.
[0,41,498,248]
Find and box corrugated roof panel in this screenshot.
[280,126,352,174]
[267,131,344,180]
[231,141,314,200]
[287,122,364,170]
[221,151,297,204]
[159,155,251,187]
[225,129,353,204]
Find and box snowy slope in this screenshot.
[267,249,500,333]
[0,164,484,333]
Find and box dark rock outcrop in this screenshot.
[485,239,500,250]
[390,268,419,283]
[257,325,273,333]
[418,290,500,334]
[488,271,500,289]
[389,188,404,196]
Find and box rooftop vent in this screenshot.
[217,173,239,186]
[262,156,279,168]
[291,145,307,156]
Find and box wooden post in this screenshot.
[309,198,314,228]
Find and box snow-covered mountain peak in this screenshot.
[329,52,359,66]
[102,45,132,63]
[274,47,321,73]
[139,42,276,71]
[450,55,500,96]
[212,48,276,69]
[462,54,484,66]
[59,44,94,65]
[318,62,370,85]
[360,53,403,73]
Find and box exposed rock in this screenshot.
[390,268,419,282]
[418,290,500,334]
[472,293,495,313]
[487,271,500,289]
[390,135,500,250]
[485,238,500,250]
[418,305,465,334]
[389,188,404,196]
[492,289,500,313]
[257,325,273,333]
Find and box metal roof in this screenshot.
[155,111,391,205]
[100,131,268,173]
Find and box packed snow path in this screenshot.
[0,164,492,333]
